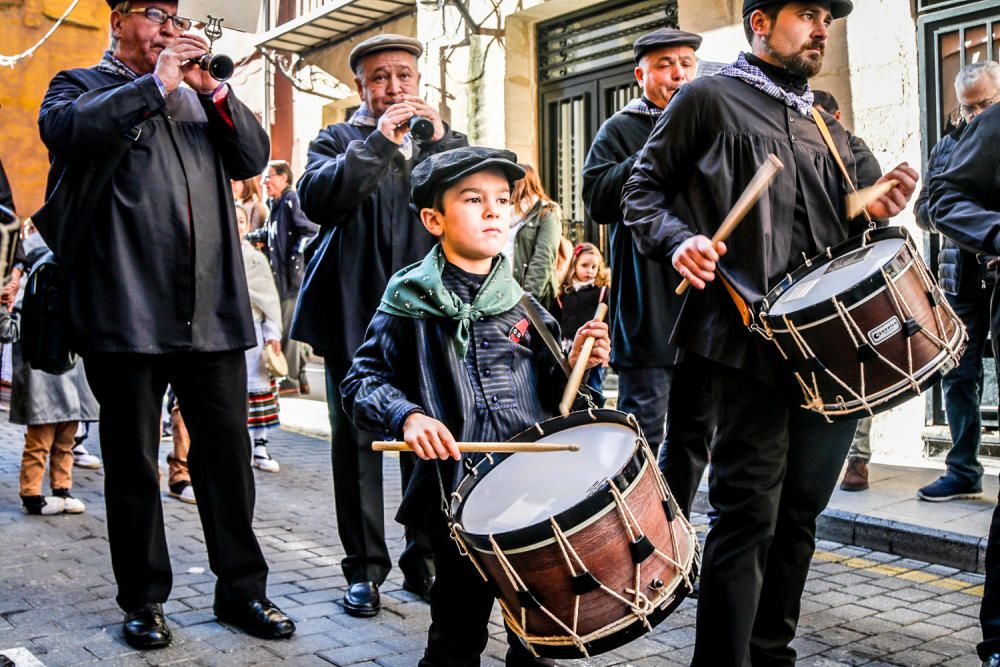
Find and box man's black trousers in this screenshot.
[85,350,268,612]
[977,280,1000,660]
[325,361,433,585]
[691,361,856,666]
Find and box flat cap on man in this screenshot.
[633,28,703,64]
[349,34,423,73]
[742,0,853,19]
[411,147,525,211]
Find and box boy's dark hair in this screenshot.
[433,190,446,214]
[268,160,294,183]
[812,90,839,114]
[743,5,781,44]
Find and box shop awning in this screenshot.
[256,0,416,56]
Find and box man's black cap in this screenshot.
[633,28,703,64]
[411,147,525,210]
[743,0,853,19]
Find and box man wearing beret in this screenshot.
[624,2,919,663]
[37,0,294,650]
[292,33,468,617]
[582,27,712,521]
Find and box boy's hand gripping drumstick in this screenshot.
[675,154,785,295]
[559,303,609,416]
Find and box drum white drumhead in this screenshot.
[459,422,638,535]
[768,237,904,316]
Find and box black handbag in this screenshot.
[20,251,77,373]
[24,126,140,374]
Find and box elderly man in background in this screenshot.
[926,59,1000,667]
[582,27,713,519]
[260,159,319,399]
[37,0,294,650]
[917,62,1000,503]
[292,34,468,618]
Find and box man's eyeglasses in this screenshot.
[960,96,998,119]
[122,7,193,32]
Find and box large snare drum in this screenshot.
[449,409,699,659]
[760,226,967,420]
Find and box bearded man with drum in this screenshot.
[582,27,712,518]
[927,63,1000,667]
[623,1,917,663]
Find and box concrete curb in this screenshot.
[694,490,988,573]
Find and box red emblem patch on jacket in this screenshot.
[509,318,529,345]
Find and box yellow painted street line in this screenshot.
[813,550,983,597]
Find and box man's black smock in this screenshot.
[623,66,877,380]
[264,187,319,300]
[340,263,566,530]
[38,68,266,354]
[292,124,468,371]
[582,108,679,368]
[928,104,1000,258]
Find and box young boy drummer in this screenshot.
[341,146,610,666]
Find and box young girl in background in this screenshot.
[557,242,611,399]
[237,206,284,473]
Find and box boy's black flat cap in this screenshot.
[633,28,703,64]
[411,147,525,210]
[742,0,853,19]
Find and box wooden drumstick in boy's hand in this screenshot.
[373,441,580,453]
[675,153,784,295]
[559,303,609,416]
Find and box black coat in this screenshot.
[623,75,878,379]
[929,104,1000,258]
[341,266,566,530]
[292,123,468,369]
[263,188,319,300]
[38,68,266,354]
[0,156,14,217]
[582,110,680,369]
[917,122,985,295]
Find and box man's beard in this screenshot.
[762,33,825,78]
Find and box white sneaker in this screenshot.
[168,482,197,505]
[252,445,280,473]
[54,491,86,514]
[22,496,66,515]
[72,444,102,469]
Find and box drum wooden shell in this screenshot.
[761,227,967,419]
[450,410,699,658]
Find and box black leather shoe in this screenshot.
[122,603,171,650]
[402,576,434,604]
[214,598,295,639]
[343,581,380,617]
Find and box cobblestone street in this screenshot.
[0,420,988,666]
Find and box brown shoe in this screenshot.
[840,457,869,492]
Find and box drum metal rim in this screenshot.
[764,257,914,333]
[460,457,651,556]
[762,226,912,319]
[451,409,646,553]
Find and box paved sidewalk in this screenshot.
[0,412,990,666]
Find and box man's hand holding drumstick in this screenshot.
[672,236,729,291]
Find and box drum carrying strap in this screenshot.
[718,273,752,328]
[810,108,873,226]
[518,294,573,378]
